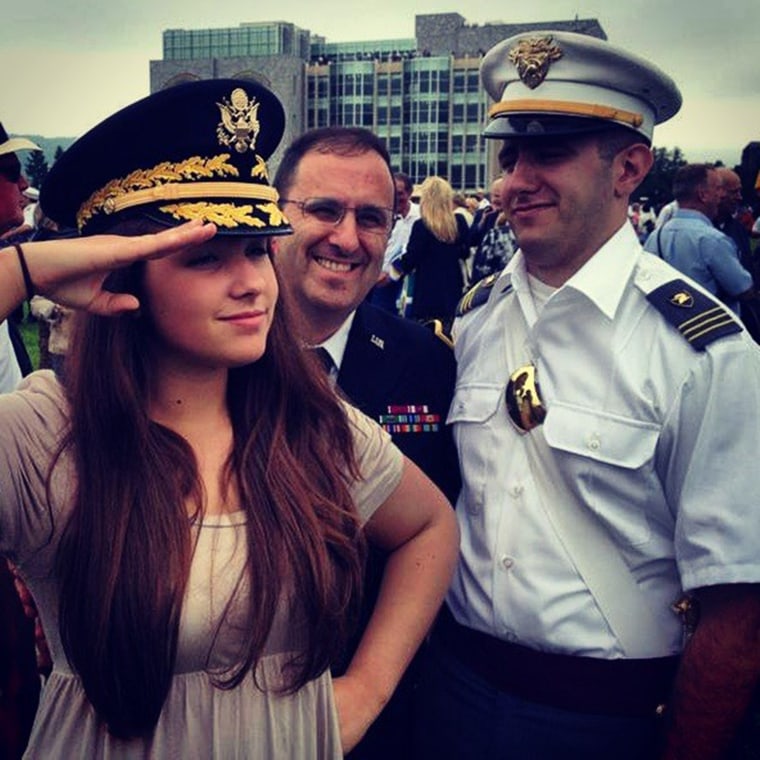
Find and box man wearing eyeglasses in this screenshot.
[415,32,760,760]
[271,126,460,760]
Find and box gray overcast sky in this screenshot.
[2,0,758,167]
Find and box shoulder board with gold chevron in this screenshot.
[421,318,454,349]
[646,279,742,350]
[456,273,498,317]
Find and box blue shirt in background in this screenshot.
[644,208,752,314]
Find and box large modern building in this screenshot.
[150,14,606,191]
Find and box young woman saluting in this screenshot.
[0,79,458,758]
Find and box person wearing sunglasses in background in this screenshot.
[415,32,760,760]
[271,127,461,760]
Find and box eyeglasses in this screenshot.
[504,363,547,434]
[281,197,394,235]
[0,159,22,184]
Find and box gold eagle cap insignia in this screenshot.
[217,88,261,154]
[670,291,694,308]
[508,36,563,89]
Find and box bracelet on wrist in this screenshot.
[13,244,35,300]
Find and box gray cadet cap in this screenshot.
[480,31,682,142]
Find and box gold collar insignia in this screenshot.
[217,88,261,153]
[508,36,563,89]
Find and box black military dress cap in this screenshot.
[41,79,292,237]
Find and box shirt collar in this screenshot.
[560,222,639,320]
[673,207,712,225]
[499,222,640,321]
[312,311,356,371]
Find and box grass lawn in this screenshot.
[18,315,40,370]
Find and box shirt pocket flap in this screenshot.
[447,384,503,424]
[544,401,659,469]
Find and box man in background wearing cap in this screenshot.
[415,32,760,760]
[0,124,39,388]
[0,124,43,760]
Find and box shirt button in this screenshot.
[503,628,517,642]
[501,555,515,570]
[509,484,524,498]
[466,502,480,515]
[587,434,601,451]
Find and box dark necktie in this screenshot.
[310,346,334,375]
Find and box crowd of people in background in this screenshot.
[367,161,760,344]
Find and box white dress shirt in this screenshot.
[447,222,760,658]
[381,203,420,273]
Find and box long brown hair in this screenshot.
[55,221,366,739]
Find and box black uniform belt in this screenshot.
[434,605,679,717]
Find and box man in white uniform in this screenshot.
[415,31,760,760]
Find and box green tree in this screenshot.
[636,146,687,207]
[54,145,65,163]
[24,151,49,189]
[636,147,687,208]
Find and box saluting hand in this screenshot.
[2,220,217,318]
